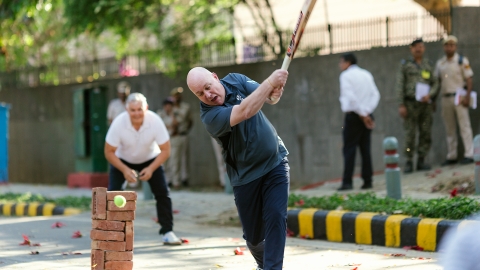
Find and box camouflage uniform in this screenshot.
[395,58,439,161]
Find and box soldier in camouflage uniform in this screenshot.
[395,38,439,173]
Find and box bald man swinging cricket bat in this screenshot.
[187,67,289,270]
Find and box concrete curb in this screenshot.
[287,208,470,251]
[0,202,82,217]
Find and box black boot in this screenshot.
[404,161,413,174]
[416,157,431,171]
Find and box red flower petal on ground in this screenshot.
[173,209,180,214]
[181,238,189,244]
[72,231,82,238]
[403,245,424,251]
[51,222,66,228]
[30,251,39,255]
[450,188,458,198]
[234,247,244,255]
[352,267,358,270]
[286,228,295,237]
[19,234,31,246]
[389,253,406,257]
[152,217,159,223]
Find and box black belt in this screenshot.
[443,93,456,97]
[404,96,416,101]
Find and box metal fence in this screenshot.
[0,10,450,89]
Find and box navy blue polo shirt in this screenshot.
[200,73,288,187]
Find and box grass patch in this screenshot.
[0,192,91,210]
[289,192,480,220]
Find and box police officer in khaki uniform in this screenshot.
[170,87,193,186]
[435,36,474,166]
[396,38,439,173]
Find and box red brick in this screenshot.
[107,211,135,221]
[90,229,125,242]
[92,220,125,231]
[91,249,105,270]
[92,188,107,220]
[91,240,126,252]
[107,200,136,211]
[105,251,133,261]
[106,191,137,201]
[125,221,134,251]
[104,261,133,270]
[68,173,109,189]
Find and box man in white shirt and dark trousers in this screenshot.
[337,53,380,191]
[105,93,182,245]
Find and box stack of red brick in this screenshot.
[91,187,136,270]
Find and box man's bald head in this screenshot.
[187,67,212,91]
[186,67,226,106]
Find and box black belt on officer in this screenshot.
[443,93,456,97]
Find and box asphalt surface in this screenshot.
[0,189,443,270]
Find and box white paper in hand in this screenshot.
[415,82,430,101]
[455,89,477,109]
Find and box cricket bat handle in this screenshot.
[281,56,292,71]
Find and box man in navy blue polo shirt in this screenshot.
[187,67,289,270]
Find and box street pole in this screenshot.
[384,137,402,200]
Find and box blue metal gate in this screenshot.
[0,103,11,183]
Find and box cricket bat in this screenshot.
[281,0,318,71]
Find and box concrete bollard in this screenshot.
[383,137,402,200]
[474,135,480,195]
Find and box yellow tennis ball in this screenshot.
[114,195,126,208]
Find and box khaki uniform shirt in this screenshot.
[395,58,439,104]
[173,102,192,135]
[434,53,474,95]
[157,110,176,136]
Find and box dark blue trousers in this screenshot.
[342,113,373,186]
[233,158,290,270]
[108,158,173,234]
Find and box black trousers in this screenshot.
[108,158,173,234]
[342,113,373,186]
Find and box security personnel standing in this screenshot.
[395,38,439,173]
[434,35,474,166]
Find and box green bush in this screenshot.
[0,192,91,210]
[288,192,480,220]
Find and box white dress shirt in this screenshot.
[106,110,170,164]
[339,65,380,116]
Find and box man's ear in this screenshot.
[212,72,219,81]
[146,104,149,110]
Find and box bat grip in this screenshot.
[281,56,291,71]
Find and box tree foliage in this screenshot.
[0,0,282,76]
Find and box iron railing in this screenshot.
[0,10,450,90]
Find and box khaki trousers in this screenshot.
[165,136,185,186]
[441,96,473,159]
[211,137,226,186]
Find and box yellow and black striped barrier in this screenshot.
[287,208,465,251]
[0,203,81,217]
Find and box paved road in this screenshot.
[0,191,442,270]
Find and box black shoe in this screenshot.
[361,183,373,190]
[404,161,413,174]
[181,179,189,187]
[459,157,474,165]
[337,185,353,191]
[441,159,457,166]
[416,158,431,171]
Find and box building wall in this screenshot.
[1,8,479,186]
